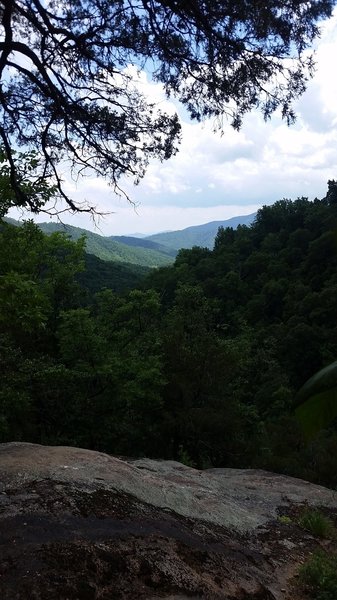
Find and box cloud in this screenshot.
[297,83,337,133]
[114,11,337,216]
[8,9,337,235]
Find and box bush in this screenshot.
[299,551,337,600]
[298,509,335,539]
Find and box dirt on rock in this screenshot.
[0,442,336,599]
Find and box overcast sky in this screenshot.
[11,9,337,236]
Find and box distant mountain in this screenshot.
[4,212,256,265]
[144,213,256,250]
[36,222,174,268]
[3,216,21,227]
[110,235,177,256]
[124,232,149,238]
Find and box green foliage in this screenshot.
[299,551,337,600]
[177,446,197,469]
[0,149,58,217]
[160,284,260,466]
[47,288,166,454]
[0,272,49,333]
[0,221,85,442]
[0,221,85,341]
[298,509,335,539]
[143,187,337,482]
[0,333,59,443]
[3,184,337,487]
[78,253,151,296]
[58,309,104,367]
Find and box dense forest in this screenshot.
[1,182,337,488]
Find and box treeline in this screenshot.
[1,183,337,487]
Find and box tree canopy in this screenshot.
[0,0,334,213]
[3,185,337,486]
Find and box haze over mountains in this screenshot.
[6,212,256,267]
[143,213,256,251]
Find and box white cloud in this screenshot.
[8,9,337,235]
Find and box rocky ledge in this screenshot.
[0,442,336,599]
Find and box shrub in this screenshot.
[298,509,335,539]
[299,551,337,600]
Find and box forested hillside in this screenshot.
[37,222,174,267]
[1,184,337,488]
[110,235,177,257]
[78,254,151,296]
[7,213,257,259]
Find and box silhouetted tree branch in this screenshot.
[0,0,334,213]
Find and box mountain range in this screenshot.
[36,222,173,268]
[143,213,256,250]
[5,212,256,268]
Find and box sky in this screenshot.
[10,8,337,236]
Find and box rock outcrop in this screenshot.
[0,442,336,599]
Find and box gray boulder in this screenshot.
[0,442,336,599]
